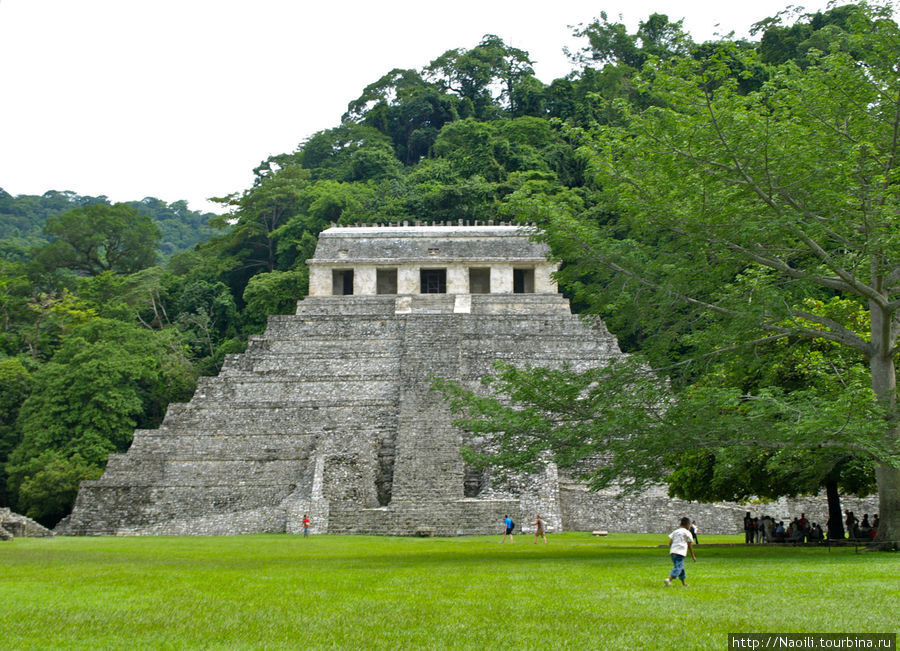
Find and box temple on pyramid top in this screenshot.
[308,223,559,298]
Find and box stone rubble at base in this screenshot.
[0,508,55,540]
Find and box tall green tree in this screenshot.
[343,69,459,164]
[439,2,900,544]
[753,4,861,64]
[37,203,161,275]
[584,4,900,542]
[567,12,692,69]
[664,298,879,538]
[295,124,395,181]
[425,35,538,119]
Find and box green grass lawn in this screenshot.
[1,532,897,649]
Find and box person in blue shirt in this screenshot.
[501,515,515,543]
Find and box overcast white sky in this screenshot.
[1,1,842,214]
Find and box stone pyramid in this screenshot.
[60,224,627,536]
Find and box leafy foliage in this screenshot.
[242,269,309,332]
[0,358,32,506]
[5,320,195,525]
[14,452,102,523]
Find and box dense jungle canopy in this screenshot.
[1,2,898,540]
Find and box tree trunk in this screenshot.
[824,477,845,540]
[875,465,900,546]
[868,303,899,546]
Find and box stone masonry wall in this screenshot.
[557,481,879,535]
[61,292,628,536]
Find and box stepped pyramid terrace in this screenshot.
[60,223,878,536]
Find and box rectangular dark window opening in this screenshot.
[377,268,398,295]
[469,268,491,294]
[332,269,354,295]
[513,268,535,294]
[420,269,447,294]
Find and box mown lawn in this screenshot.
[1,532,897,649]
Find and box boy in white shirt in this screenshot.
[665,517,697,587]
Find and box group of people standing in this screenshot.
[744,511,822,543]
[743,510,878,543]
[843,511,879,540]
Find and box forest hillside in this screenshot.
[1,3,895,537]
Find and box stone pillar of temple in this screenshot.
[356,265,377,295]
[491,264,514,293]
[447,264,468,294]
[535,263,559,294]
[308,266,330,297]
[398,265,418,294]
